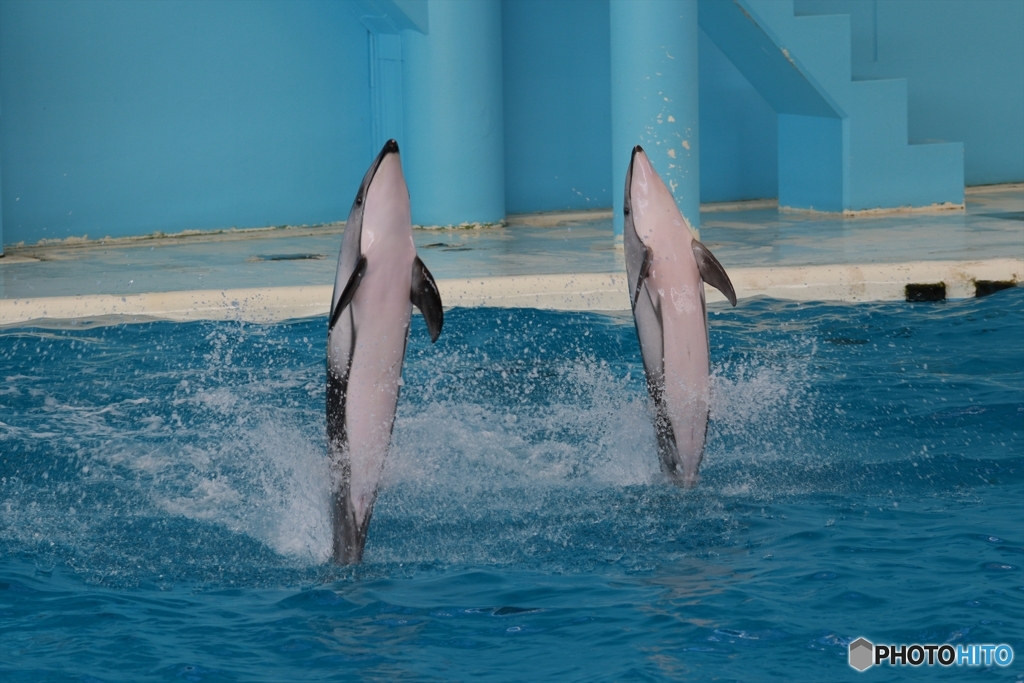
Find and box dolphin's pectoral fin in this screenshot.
[692,240,737,306]
[411,257,444,343]
[632,246,654,309]
[330,256,367,331]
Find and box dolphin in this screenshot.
[327,139,443,564]
[622,145,737,487]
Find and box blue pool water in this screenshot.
[1,290,1022,682]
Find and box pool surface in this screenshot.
[1,290,1022,681]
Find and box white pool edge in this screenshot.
[1,258,1020,326]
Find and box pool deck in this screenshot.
[1,184,1021,325]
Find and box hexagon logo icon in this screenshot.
[849,637,874,671]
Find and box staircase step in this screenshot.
[846,78,910,150]
[701,0,964,210]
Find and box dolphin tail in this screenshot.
[332,489,372,564]
[327,434,364,564]
[692,240,737,306]
[411,257,444,342]
[649,380,703,488]
[329,448,376,564]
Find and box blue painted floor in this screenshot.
[0,185,1020,300]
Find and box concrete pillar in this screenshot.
[402,0,504,226]
[610,0,699,235]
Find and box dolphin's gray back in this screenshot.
[623,149,664,386]
[331,143,391,317]
[327,141,398,445]
[325,146,380,468]
[623,149,677,474]
[622,159,645,307]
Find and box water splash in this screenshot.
[2,294,1021,585]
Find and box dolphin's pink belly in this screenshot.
[344,244,414,527]
[651,266,710,483]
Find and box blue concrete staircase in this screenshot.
[699,0,964,212]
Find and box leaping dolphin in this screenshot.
[327,139,443,564]
[623,145,737,487]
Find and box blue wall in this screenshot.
[0,0,371,245]
[501,0,774,213]
[794,0,1024,186]
[501,0,612,214]
[697,26,778,202]
[0,0,1020,246]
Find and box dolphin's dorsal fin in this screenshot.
[691,240,737,306]
[411,257,444,343]
[329,255,367,331]
[632,246,654,309]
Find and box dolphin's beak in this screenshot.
[631,144,644,164]
[628,145,645,184]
